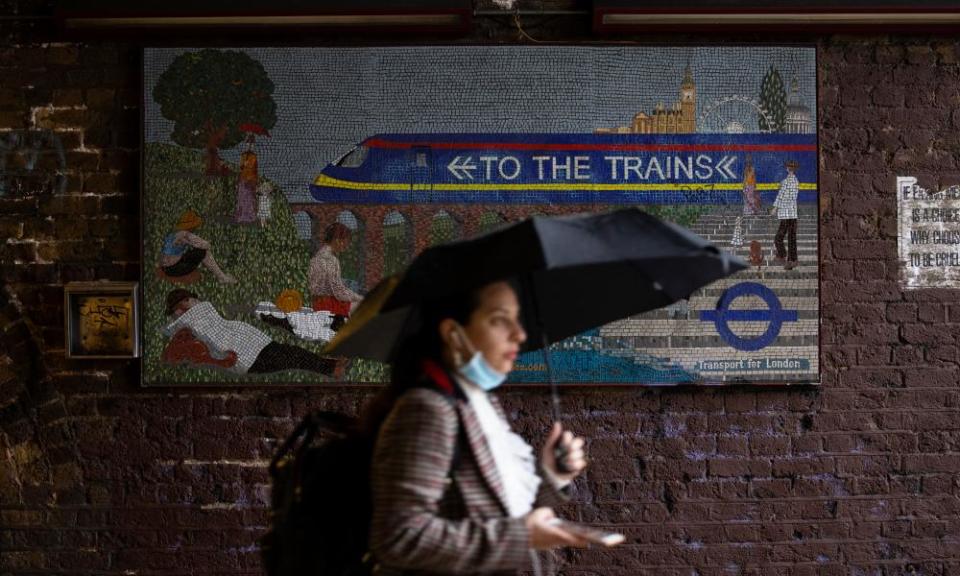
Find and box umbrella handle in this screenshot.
[553,443,573,475]
[524,276,572,474]
[540,333,572,474]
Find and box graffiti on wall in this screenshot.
[142,46,819,386]
[0,130,68,196]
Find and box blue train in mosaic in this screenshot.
[310,133,818,206]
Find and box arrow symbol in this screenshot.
[447,156,477,180]
[716,155,737,180]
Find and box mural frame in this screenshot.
[140,44,820,388]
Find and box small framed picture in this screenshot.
[64,282,140,359]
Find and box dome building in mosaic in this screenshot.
[785,77,813,134]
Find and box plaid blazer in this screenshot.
[369,367,568,576]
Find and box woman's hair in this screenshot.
[390,277,521,387]
[360,278,523,436]
[391,292,480,386]
[359,288,481,436]
[324,222,352,244]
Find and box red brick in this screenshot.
[772,457,836,477]
[853,260,886,281]
[840,368,903,389]
[903,454,960,473]
[37,195,101,216]
[837,455,899,477]
[716,435,748,457]
[903,368,959,388]
[750,436,790,457]
[708,458,771,478]
[856,345,893,365]
[51,89,83,106]
[85,88,115,109]
[791,434,821,455]
[751,478,791,498]
[0,109,28,128]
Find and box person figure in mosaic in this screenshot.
[162,288,339,376]
[159,209,237,284]
[771,159,800,270]
[741,155,760,215]
[308,222,362,329]
[254,288,336,343]
[257,181,273,228]
[234,134,258,224]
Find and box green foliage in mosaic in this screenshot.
[143,143,388,384]
[758,65,787,133]
[153,49,277,157]
[478,211,505,234]
[383,218,410,277]
[430,212,460,246]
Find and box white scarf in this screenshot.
[454,375,541,518]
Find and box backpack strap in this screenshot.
[269,410,355,477]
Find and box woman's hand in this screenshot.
[525,507,589,550]
[541,422,587,484]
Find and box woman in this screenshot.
[308,222,362,328]
[159,210,236,284]
[741,155,760,215]
[234,134,258,224]
[366,280,589,575]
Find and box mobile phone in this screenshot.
[547,518,625,547]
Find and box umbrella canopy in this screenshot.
[239,122,271,137]
[325,208,746,362]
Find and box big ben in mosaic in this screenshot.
[597,65,697,134]
[679,65,696,132]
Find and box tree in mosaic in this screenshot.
[153,49,277,176]
[758,65,787,133]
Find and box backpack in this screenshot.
[261,381,462,576]
[261,410,375,576]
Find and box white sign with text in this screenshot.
[898,176,960,288]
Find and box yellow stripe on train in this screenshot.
[312,173,817,192]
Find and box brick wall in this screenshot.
[2,3,960,575]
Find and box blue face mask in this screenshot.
[458,351,508,391]
[451,325,508,391]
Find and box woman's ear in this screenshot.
[437,318,464,366]
[438,318,458,349]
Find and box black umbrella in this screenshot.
[325,208,746,419]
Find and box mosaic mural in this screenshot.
[142,46,818,386]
